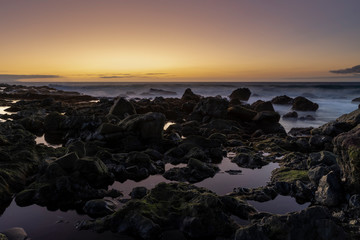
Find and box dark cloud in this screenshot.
[330,65,360,74]
[0,74,60,81]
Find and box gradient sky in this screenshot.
[1,0,360,82]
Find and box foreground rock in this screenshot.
[236,206,349,240]
[78,182,257,239]
[333,125,360,193]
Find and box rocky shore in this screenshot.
[0,83,359,239]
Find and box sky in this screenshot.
[1,0,360,82]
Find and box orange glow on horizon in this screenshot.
[1,1,360,82]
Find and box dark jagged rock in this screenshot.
[78,182,256,239]
[163,158,219,183]
[119,112,166,142]
[236,206,349,240]
[181,88,201,101]
[292,96,319,111]
[252,111,280,124]
[108,97,136,119]
[333,125,360,193]
[227,106,257,122]
[271,95,293,105]
[191,97,229,119]
[312,108,360,137]
[232,152,268,169]
[315,171,343,207]
[83,199,117,217]
[251,100,275,112]
[130,187,148,199]
[229,88,251,101]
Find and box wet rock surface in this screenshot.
[0,84,359,239]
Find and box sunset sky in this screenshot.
[1,0,360,82]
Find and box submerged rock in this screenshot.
[283,111,298,119]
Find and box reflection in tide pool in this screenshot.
[0,201,130,240]
[112,158,279,197]
[35,135,62,148]
[249,195,310,214]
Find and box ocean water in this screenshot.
[23,81,360,132]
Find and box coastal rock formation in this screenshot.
[191,97,229,120]
[251,100,275,112]
[229,88,251,101]
[292,96,319,111]
[107,97,136,119]
[181,88,201,101]
[78,182,256,239]
[333,125,360,193]
[235,206,349,240]
[271,95,294,105]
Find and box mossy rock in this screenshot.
[79,183,252,239]
[272,167,309,183]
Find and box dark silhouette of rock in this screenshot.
[292,97,319,111]
[181,88,201,101]
[271,95,293,105]
[229,88,251,101]
[108,97,136,119]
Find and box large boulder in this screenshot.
[78,182,255,239]
[252,111,280,124]
[119,112,166,142]
[333,125,360,192]
[229,88,251,101]
[191,97,229,119]
[312,108,360,137]
[315,171,343,207]
[227,106,257,122]
[83,199,117,217]
[235,206,349,240]
[292,97,319,111]
[251,100,275,112]
[108,98,136,119]
[181,88,201,101]
[44,111,66,132]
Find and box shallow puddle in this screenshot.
[248,195,310,214]
[35,135,62,148]
[0,201,131,240]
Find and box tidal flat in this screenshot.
[0,83,359,240]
